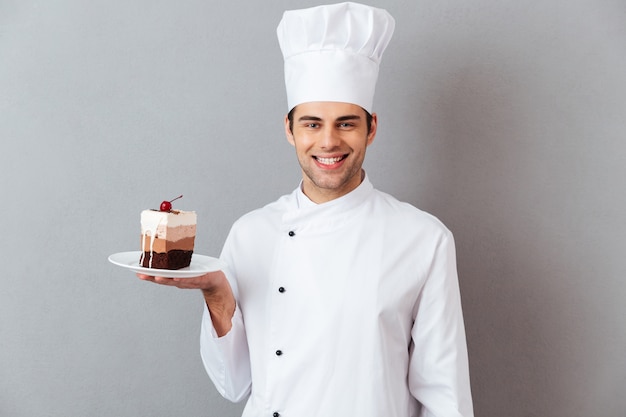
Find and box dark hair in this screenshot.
[287,106,374,134]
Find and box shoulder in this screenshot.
[370,189,452,238]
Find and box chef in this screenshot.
[139,2,474,416]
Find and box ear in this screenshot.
[367,113,378,146]
[284,114,295,146]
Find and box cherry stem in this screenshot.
[169,194,183,203]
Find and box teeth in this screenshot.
[316,156,344,165]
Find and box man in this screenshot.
[139,3,474,416]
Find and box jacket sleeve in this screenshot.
[200,298,251,402]
[408,230,474,417]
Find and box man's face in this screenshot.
[285,101,377,203]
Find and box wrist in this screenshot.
[202,276,236,336]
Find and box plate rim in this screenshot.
[108,251,225,278]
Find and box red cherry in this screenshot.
[159,195,183,212]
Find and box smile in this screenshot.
[314,155,347,165]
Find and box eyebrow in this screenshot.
[297,114,362,123]
[298,115,323,122]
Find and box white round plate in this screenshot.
[108,251,226,278]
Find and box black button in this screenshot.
[275,350,283,356]
[273,413,280,417]
[288,230,295,237]
[278,287,285,293]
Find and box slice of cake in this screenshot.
[140,207,197,270]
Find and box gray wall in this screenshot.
[1,1,624,416]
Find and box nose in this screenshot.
[320,126,341,149]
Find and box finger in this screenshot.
[153,276,178,286]
[137,273,155,281]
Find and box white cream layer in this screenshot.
[141,209,197,233]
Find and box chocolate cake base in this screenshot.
[141,250,193,270]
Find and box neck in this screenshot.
[301,170,365,204]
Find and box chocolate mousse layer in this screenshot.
[140,250,193,270]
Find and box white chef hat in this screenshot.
[277,2,395,113]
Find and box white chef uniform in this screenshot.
[200,2,473,416]
[200,175,474,417]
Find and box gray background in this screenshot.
[1,0,625,416]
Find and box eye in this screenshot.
[306,122,320,128]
